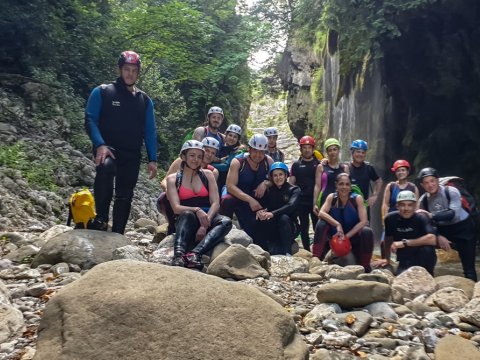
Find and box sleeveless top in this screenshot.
[318,163,345,206]
[237,155,269,196]
[388,182,416,213]
[205,127,224,149]
[328,193,360,236]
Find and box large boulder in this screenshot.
[434,335,480,360]
[316,280,391,308]
[458,298,480,327]
[434,275,475,299]
[392,266,436,302]
[34,260,307,360]
[270,256,309,277]
[207,244,269,279]
[0,280,25,343]
[31,230,131,269]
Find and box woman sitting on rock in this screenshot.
[255,162,301,255]
[312,173,374,272]
[166,140,232,269]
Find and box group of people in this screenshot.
[84,50,477,279]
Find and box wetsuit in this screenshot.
[419,185,477,281]
[290,157,320,251]
[312,193,374,271]
[384,211,436,275]
[220,154,269,238]
[348,161,379,200]
[213,145,240,195]
[173,170,232,259]
[255,183,301,254]
[85,77,157,234]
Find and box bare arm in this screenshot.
[288,175,296,185]
[345,195,368,239]
[226,158,262,211]
[313,164,324,215]
[368,178,383,207]
[382,182,392,219]
[391,233,437,252]
[319,194,344,236]
[192,126,205,141]
[205,170,220,219]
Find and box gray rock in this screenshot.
[435,275,475,299]
[0,232,26,246]
[458,298,480,327]
[392,266,436,302]
[289,273,323,282]
[133,218,157,229]
[325,265,364,280]
[32,230,131,269]
[0,259,12,270]
[310,348,357,360]
[151,235,175,265]
[0,303,25,343]
[332,311,373,337]
[51,262,70,276]
[431,286,470,313]
[357,272,390,284]
[112,245,146,262]
[223,228,253,247]
[270,256,309,277]
[435,335,480,360]
[474,282,480,298]
[207,244,269,280]
[38,225,72,243]
[34,260,308,360]
[4,244,40,262]
[304,303,341,327]
[405,345,430,360]
[316,280,391,308]
[26,283,48,297]
[364,302,398,320]
[322,331,357,347]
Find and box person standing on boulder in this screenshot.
[289,136,320,251]
[417,167,477,281]
[85,50,157,234]
[374,190,437,275]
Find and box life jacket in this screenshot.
[67,189,96,229]
[329,193,360,235]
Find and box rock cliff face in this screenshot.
[279,1,480,198]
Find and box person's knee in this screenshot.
[178,210,197,221]
[96,156,116,175]
[219,216,233,231]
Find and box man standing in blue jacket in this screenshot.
[85,50,158,234]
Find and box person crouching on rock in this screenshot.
[373,190,437,275]
[312,173,374,272]
[166,140,232,270]
[255,162,301,255]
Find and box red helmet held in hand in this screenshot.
[330,234,352,257]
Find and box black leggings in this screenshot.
[94,149,141,234]
[438,218,477,281]
[296,202,318,251]
[156,192,176,234]
[312,220,374,272]
[254,214,296,255]
[173,211,232,257]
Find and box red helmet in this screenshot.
[299,136,315,147]
[330,234,352,257]
[118,51,141,68]
[391,159,411,172]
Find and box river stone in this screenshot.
[0,303,25,343]
[458,298,480,327]
[364,302,398,320]
[391,266,436,301]
[31,230,131,269]
[112,245,146,262]
[406,345,430,360]
[310,349,357,360]
[34,260,307,360]
[316,280,391,308]
[224,228,253,247]
[325,265,364,280]
[293,249,312,261]
[309,257,323,269]
[435,275,475,299]
[207,243,269,279]
[4,244,40,262]
[38,225,72,243]
[322,331,357,347]
[357,272,390,284]
[0,232,26,246]
[150,235,175,265]
[246,243,271,259]
[133,218,157,229]
[332,311,373,337]
[473,282,480,298]
[0,280,11,304]
[310,264,330,277]
[152,223,168,243]
[431,287,470,313]
[270,256,309,277]
[289,273,323,282]
[303,304,342,327]
[253,286,287,307]
[434,335,480,360]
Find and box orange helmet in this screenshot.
[330,234,352,257]
[299,136,315,146]
[391,159,411,172]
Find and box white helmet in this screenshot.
[264,127,278,137]
[180,140,204,155]
[226,124,242,136]
[396,190,417,203]
[202,137,220,150]
[207,106,224,118]
[248,134,268,151]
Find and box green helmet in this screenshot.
[324,138,341,151]
[396,190,417,203]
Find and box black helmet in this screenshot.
[417,167,438,180]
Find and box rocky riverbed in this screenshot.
[1,222,480,359]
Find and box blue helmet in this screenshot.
[350,139,368,151]
[269,162,289,176]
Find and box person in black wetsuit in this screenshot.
[289,136,320,251]
[85,50,158,234]
[264,127,285,162]
[166,140,232,270]
[255,162,301,255]
[373,190,437,275]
